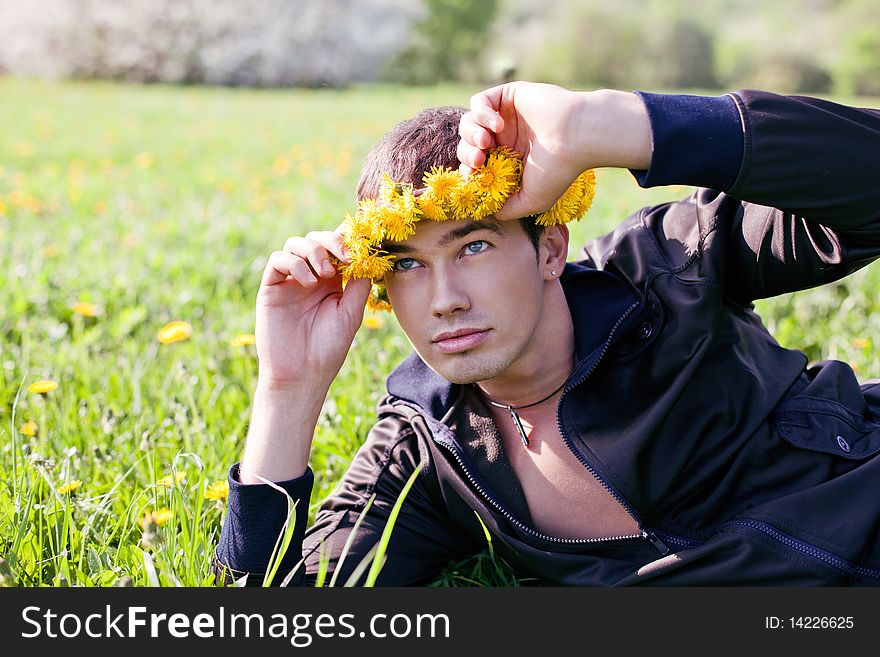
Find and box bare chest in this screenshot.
[495,410,640,540]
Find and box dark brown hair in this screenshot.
[355,105,543,252]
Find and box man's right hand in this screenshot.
[255,230,371,391]
[238,230,371,485]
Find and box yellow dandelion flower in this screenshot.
[363,314,385,330]
[134,152,154,169]
[20,420,38,436]
[230,333,256,347]
[138,508,173,528]
[272,155,291,175]
[28,380,58,394]
[14,142,34,157]
[0,200,7,216]
[422,166,462,201]
[71,301,99,318]
[450,184,480,219]
[157,321,192,345]
[346,251,394,280]
[58,480,82,495]
[378,173,401,206]
[417,194,448,221]
[537,169,596,226]
[156,472,187,488]
[378,204,416,242]
[351,201,385,242]
[367,284,393,313]
[204,480,229,502]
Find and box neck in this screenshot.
[476,282,576,408]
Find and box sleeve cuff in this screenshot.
[215,463,315,579]
[629,91,744,191]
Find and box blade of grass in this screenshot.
[328,492,375,588]
[363,459,424,587]
[252,474,299,588]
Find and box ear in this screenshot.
[540,225,569,281]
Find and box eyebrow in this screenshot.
[382,219,506,255]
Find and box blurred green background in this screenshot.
[0,0,878,587]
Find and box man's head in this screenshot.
[355,106,570,386]
[356,106,544,253]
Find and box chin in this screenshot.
[421,351,512,386]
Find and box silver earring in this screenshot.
[551,270,557,276]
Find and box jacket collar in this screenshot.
[386,261,641,418]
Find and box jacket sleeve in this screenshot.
[626,89,880,304]
[214,413,475,586]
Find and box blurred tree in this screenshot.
[570,10,643,88]
[646,20,718,89]
[384,0,499,84]
[838,27,880,95]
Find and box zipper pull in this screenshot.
[642,530,670,555]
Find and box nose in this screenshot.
[429,266,471,317]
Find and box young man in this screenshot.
[216,82,880,586]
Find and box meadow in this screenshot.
[1,78,877,587]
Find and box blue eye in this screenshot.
[393,257,420,272]
[465,240,489,254]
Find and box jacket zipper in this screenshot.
[413,300,671,554]
[553,301,669,555]
[722,519,880,581]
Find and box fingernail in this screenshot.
[322,260,334,274]
[488,119,498,132]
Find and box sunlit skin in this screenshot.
[383,217,642,539]
[383,217,576,407]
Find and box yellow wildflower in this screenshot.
[156,472,187,488]
[852,338,869,349]
[336,146,594,311]
[20,420,38,436]
[422,166,461,202]
[28,380,59,394]
[71,301,99,317]
[417,194,448,221]
[134,152,154,169]
[43,244,61,258]
[378,203,416,242]
[367,284,393,313]
[138,508,173,528]
[363,314,385,330]
[204,480,229,502]
[157,321,192,344]
[230,333,256,347]
[58,480,82,495]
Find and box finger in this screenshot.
[457,139,486,170]
[458,112,495,150]
[283,234,342,278]
[339,277,371,326]
[261,251,318,288]
[469,85,507,133]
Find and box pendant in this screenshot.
[509,408,530,447]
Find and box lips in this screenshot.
[432,328,491,354]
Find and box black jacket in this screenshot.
[216,89,880,586]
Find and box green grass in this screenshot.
[1,78,877,587]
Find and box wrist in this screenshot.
[578,89,652,171]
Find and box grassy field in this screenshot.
[1,78,877,587]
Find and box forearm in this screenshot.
[239,381,327,484]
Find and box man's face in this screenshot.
[383,217,548,385]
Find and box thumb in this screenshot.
[339,277,372,326]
